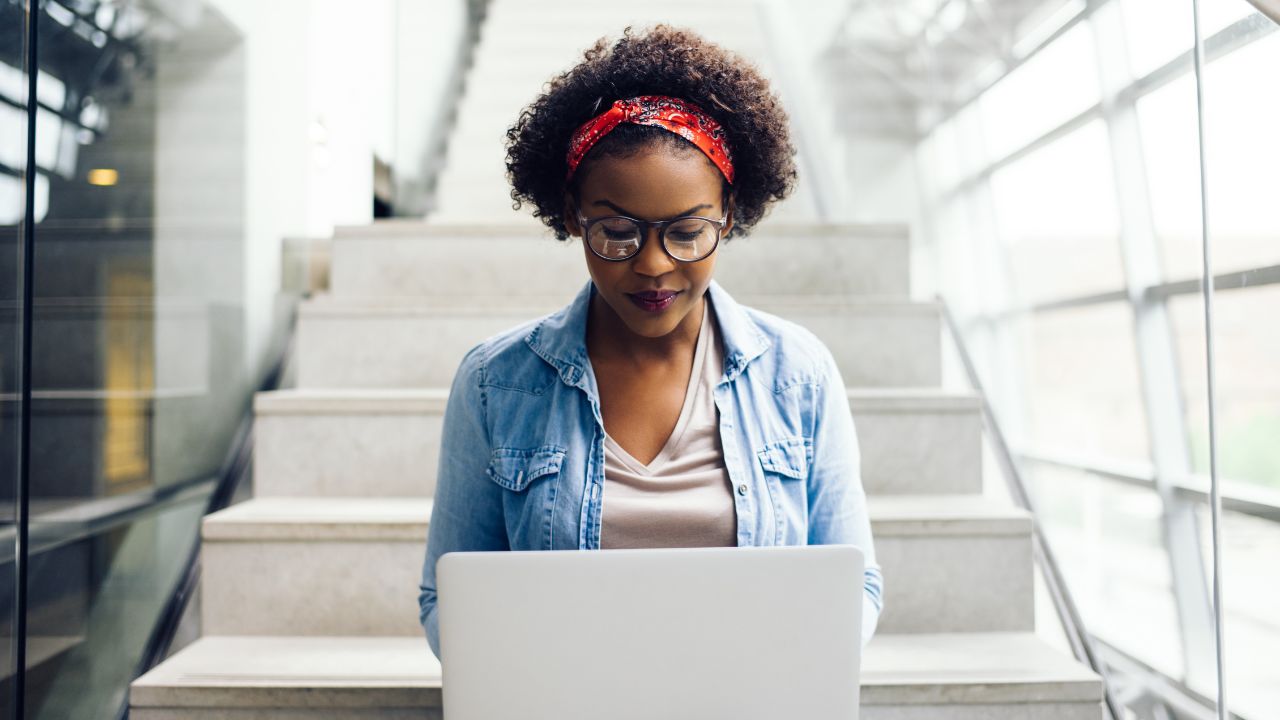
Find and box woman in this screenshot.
[418,24,882,660]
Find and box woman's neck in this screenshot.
[586,291,706,370]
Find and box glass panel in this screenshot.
[1170,285,1280,491]
[1026,464,1184,678]
[25,496,208,717]
[1153,16,1280,281]
[1200,0,1266,37]
[20,3,260,717]
[1190,7,1280,714]
[990,120,1126,305]
[1136,73,1204,282]
[0,0,28,716]
[1194,505,1280,717]
[980,21,1102,160]
[1014,303,1150,461]
[1198,27,1280,278]
[1121,0,1195,79]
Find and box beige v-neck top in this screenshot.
[600,297,738,549]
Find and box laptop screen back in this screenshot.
[437,544,863,719]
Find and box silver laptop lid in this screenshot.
[438,544,863,720]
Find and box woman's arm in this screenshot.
[418,344,510,661]
[807,344,884,649]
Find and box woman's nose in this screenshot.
[630,227,676,276]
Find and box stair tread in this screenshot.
[131,632,1100,708]
[255,387,449,414]
[254,386,977,415]
[299,294,940,316]
[204,495,1026,540]
[202,497,434,541]
[333,220,909,239]
[868,495,1029,537]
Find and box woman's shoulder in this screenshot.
[453,312,561,391]
[731,302,837,387]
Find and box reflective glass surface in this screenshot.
[581,213,724,262]
[1028,464,1185,678]
[1192,4,1280,712]
[11,3,260,716]
[0,1,28,716]
[919,0,1280,714]
[989,120,1126,304]
[1016,304,1150,461]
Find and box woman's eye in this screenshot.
[669,233,701,243]
[603,229,635,240]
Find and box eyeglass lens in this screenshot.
[587,217,718,261]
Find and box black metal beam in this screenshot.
[15,2,37,718]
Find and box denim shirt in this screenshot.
[418,278,883,660]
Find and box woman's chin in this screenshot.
[611,297,688,337]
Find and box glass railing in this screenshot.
[1,0,30,716]
[912,0,1280,716]
[1,0,482,716]
[1,2,288,716]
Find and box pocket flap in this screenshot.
[756,436,809,480]
[486,445,567,492]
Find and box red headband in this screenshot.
[565,95,735,184]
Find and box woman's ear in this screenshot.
[563,193,581,237]
[722,192,736,236]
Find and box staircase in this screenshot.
[130,1,1105,718]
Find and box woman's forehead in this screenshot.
[576,148,724,217]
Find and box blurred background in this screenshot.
[0,0,1276,717]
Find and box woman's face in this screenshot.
[565,145,733,340]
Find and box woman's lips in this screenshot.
[628,290,681,312]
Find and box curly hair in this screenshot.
[504,24,798,241]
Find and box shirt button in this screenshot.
[737,484,748,496]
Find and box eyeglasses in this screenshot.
[575,210,728,263]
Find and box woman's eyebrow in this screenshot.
[591,199,713,220]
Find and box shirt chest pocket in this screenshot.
[486,445,568,492]
[756,435,810,481]
[756,435,811,544]
[485,445,567,550]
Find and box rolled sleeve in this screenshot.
[807,344,883,649]
[418,344,510,662]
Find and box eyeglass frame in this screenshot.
[574,209,730,263]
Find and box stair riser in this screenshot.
[201,526,1026,637]
[297,307,940,389]
[858,408,981,495]
[254,413,443,498]
[875,534,1034,634]
[202,540,424,637]
[253,398,978,498]
[329,232,909,299]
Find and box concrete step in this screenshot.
[870,494,1033,634]
[295,296,940,389]
[252,387,979,499]
[130,632,1102,719]
[200,498,432,637]
[253,389,446,498]
[329,222,910,299]
[198,494,1027,637]
[851,389,982,495]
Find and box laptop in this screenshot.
[437,544,863,719]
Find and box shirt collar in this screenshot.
[523,277,772,392]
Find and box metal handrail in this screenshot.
[937,297,1125,720]
[1016,448,1280,524]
